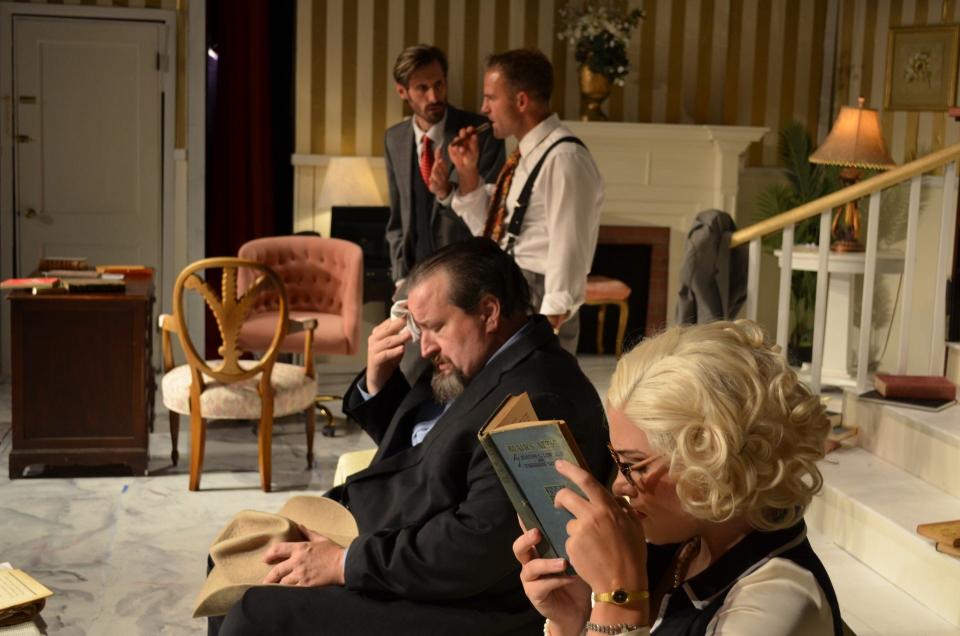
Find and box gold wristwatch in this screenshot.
[592,588,649,608]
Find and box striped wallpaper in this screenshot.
[296,0,837,166]
[835,0,960,165]
[297,0,960,168]
[15,1,960,168]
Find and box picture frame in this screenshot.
[885,25,960,110]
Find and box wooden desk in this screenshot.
[8,277,154,478]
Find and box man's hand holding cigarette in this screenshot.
[447,124,485,195]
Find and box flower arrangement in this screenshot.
[557,1,644,87]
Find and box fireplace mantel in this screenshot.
[563,121,767,322]
[293,122,766,324]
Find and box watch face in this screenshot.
[612,589,629,604]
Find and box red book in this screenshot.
[0,277,59,290]
[875,374,956,401]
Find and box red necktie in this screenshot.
[419,136,433,187]
[483,149,521,243]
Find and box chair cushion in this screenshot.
[237,311,349,355]
[161,360,316,419]
[333,449,377,487]
[586,276,632,302]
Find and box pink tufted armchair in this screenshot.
[237,236,363,437]
[237,236,363,358]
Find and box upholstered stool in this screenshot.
[584,276,631,356]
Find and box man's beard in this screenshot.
[420,101,446,124]
[430,355,467,404]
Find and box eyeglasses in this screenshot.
[607,443,662,492]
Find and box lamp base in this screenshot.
[830,239,864,253]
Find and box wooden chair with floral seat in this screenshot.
[158,257,318,492]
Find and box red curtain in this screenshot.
[205,1,281,356]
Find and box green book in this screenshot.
[478,393,589,573]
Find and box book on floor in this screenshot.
[937,542,960,558]
[824,420,858,454]
[0,567,52,627]
[874,373,957,401]
[477,392,589,574]
[917,520,960,547]
[857,390,956,413]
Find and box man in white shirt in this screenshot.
[444,48,605,354]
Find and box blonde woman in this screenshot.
[513,320,842,636]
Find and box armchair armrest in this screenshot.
[286,317,318,334]
[158,313,177,333]
[158,313,178,372]
[288,317,318,378]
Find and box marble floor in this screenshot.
[3,356,955,635]
[0,356,616,635]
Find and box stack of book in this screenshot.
[96,265,153,278]
[917,520,960,557]
[859,374,957,412]
[37,256,87,271]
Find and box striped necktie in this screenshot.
[419,136,433,187]
[483,148,521,243]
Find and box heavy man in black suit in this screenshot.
[385,45,504,296]
[218,239,611,635]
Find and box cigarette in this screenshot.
[449,122,491,147]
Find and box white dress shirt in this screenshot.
[452,114,604,317]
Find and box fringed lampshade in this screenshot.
[809,97,896,251]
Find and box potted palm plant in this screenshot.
[754,122,840,364]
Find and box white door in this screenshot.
[13,16,162,275]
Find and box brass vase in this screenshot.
[579,65,611,121]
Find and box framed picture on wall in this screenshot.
[885,25,960,110]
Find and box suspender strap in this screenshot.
[504,135,586,255]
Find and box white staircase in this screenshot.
[730,140,960,634]
[806,348,960,632]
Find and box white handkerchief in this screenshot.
[389,299,421,342]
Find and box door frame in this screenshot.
[0,2,176,378]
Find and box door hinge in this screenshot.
[15,134,32,143]
[156,52,169,72]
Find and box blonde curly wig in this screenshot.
[606,319,828,531]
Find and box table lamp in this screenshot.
[809,97,896,252]
[317,157,384,211]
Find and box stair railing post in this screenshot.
[897,175,922,374]
[747,238,761,322]
[776,224,795,356]
[931,161,959,375]
[810,210,832,393]
[856,191,882,392]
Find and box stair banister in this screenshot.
[732,142,960,389]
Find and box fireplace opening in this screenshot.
[575,225,670,355]
[577,245,651,354]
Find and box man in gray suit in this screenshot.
[385,45,505,298]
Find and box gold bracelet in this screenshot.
[591,588,649,607]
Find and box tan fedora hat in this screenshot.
[194,495,358,618]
